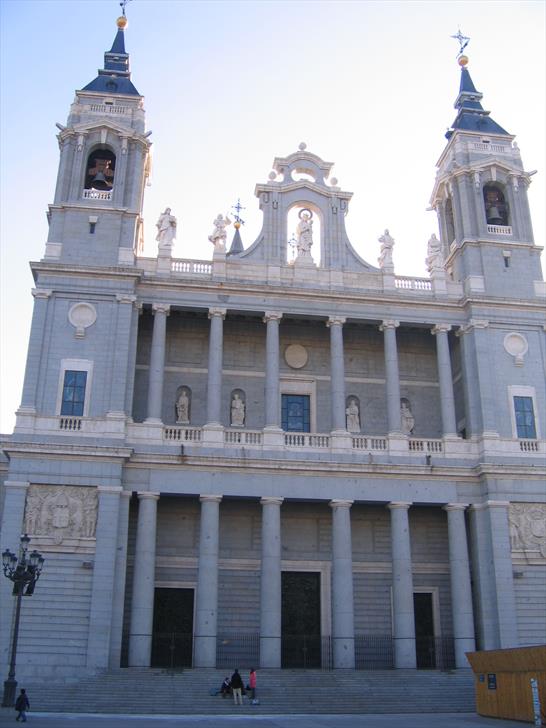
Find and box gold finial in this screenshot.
[234,221,241,230]
[458,54,469,67]
[117,15,128,29]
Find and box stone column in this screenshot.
[145,304,170,423]
[18,289,52,415]
[432,325,458,437]
[263,312,283,431]
[128,492,159,667]
[388,502,416,668]
[194,495,222,667]
[330,500,356,668]
[109,490,132,668]
[327,317,347,432]
[124,302,142,418]
[0,482,29,672]
[205,308,226,430]
[260,497,283,668]
[380,320,402,434]
[443,504,475,667]
[87,486,122,669]
[108,295,137,418]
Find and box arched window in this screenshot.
[84,149,116,191]
[483,184,509,227]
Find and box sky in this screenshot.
[0,0,544,434]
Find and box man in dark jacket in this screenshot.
[15,688,30,722]
[230,668,244,705]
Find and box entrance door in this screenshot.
[281,571,321,668]
[151,587,194,668]
[413,591,435,669]
[282,394,310,432]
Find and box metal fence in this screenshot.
[415,636,455,670]
[151,632,193,669]
[216,632,260,669]
[355,635,394,670]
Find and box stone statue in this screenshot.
[230,392,245,426]
[296,209,314,256]
[155,207,177,248]
[24,484,97,544]
[426,233,444,272]
[378,229,394,269]
[400,399,415,435]
[176,389,190,424]
[345,398,360,433]
[208,213,231,252]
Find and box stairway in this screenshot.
[19,668,476,714]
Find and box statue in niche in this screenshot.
[155,207,177,248]
[296,209,314,256]
[208,213,231,252]
[231,392,245,426]
[426,233,444,272]
[345,398,360,433]
[400,398,415,435]
[378,229,395,269]
[176,389,190,424]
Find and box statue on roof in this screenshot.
[378,229,395,270]
[296,209,314,257]
[209,213,231,252]
[426,233,444,272]
[156,208,177,249]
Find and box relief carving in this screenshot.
[509,503,546,558]
[24,485,98,544]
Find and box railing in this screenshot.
[409,438,443,453]
[88,103,130,115]
[284,433,330,448]
[281,634,332,670]
[415,636,455,670]
[59,417,82,431]
[82,189,112,201]
[163,426,202,442]
[171,259,212,275]
[395,277,432,291]
[473,142,508,153]
[520,439,539,452]
[216,632,260,670]
[354,635,394,670]
[224,429,263,445]
[352,436,388,451]
[151,632,193,669]
[487,224,512,235]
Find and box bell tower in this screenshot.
[44,14,151,267]
[430,46,543,298]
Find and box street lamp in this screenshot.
[1,534,44,707]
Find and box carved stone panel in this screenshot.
[510,503,546,560]
[24,485,98,545]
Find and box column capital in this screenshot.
[469,500,510,512]
[3,480,30,492]
[152,302,170,315]
[326,316,346,327]
[116,294,137,305]
[260,496,284,507]
[137,491,160,501]
[199,494,223,504]
[431,323,451,335]
[31,288,52,299]
[379,319,400,331]
[443,503,469,512]
[208,307,226,320]
[387,501,412,511]
[263,311,283,323]
[456,319,489,337]
[329,499,353,509]
[97,485,123,494]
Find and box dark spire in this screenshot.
[228,224,245,256]
[446,56,508,139]
[82,16,140,96]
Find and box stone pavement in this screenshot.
[0,711,527,728]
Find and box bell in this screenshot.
[91,171,111,190]
[486,205,502,225]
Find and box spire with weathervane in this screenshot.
[228,199,246,255]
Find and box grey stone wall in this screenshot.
[514,565,546,646]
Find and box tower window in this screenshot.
[60,370,87,417]
[513,396,536,439]
[84,149,116,191]
[483,185,509,226]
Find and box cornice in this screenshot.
[2,441,133,461]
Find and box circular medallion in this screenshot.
[68,302,97,337]
[284,344,308,369]
[503,332,528,365]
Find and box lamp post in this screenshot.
[1,534,44,707]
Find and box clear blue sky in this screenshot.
[1,0,544,433]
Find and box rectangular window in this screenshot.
[60,370,87,416]
[513,396,536,439]
[281,394,310,432]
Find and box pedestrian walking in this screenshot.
[249,667,257,702]
[230,668,244,705]
[15,688,30,722]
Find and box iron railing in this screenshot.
[355,635,394,670]
[415,636,455,670]
[216,632,260,669]
[151,632,193,670]
[281,634,333,670]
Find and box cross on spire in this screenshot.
[231,199,246,226]
[451,28,470,57]
[119,0,133,17]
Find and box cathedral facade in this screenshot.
[1,16,545,679]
